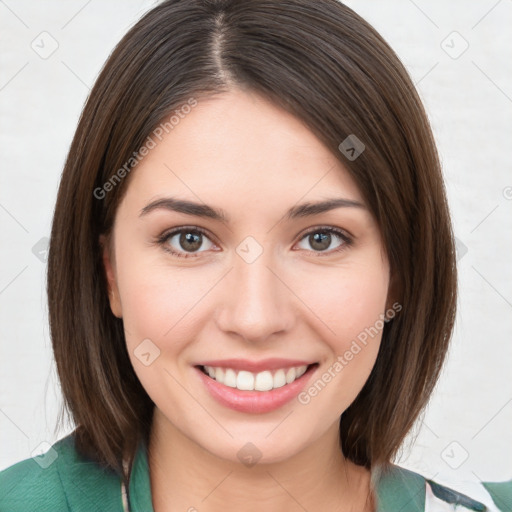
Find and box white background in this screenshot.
[1,0,511,489]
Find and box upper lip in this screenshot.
[194,358,316,373]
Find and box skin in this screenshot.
[102,88,392,511]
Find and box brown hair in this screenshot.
[48,0,457,493]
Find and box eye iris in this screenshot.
[180,232,202,252]
[310,232,331,251]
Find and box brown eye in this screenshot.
[308,232,331,251]
[178,232,203,252]
[296,227,352,254]
[160,227,216,258]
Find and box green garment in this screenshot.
[0,434,510,511]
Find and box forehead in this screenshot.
[121,88,364,213]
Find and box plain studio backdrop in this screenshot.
[1,0,511,488]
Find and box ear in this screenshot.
[99,234,123,318]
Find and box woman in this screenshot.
[0,0,510,510]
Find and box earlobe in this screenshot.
[99,234,123,318]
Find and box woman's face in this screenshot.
[103,88,392,464]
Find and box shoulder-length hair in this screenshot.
[48,0,457,490]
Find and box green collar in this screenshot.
[128,440,426,511]
[7,432,508,510]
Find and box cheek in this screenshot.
[299,261,389,349]
[115,247,215,355]
[294,259,389,409]
[115,253,212,409]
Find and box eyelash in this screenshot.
[155,225,353,259]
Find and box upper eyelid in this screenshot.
[161,225,218,245]
[299,225,352,239]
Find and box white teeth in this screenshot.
[224,368,237,388]
[202,364,311,391]
[254,371,273,391]
[285,367,296,384]
[273,369,286,388]
[236,370,254,391]
[214,367,224,382]
[296,365,307,378]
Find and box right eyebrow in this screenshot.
[139,197,229,224]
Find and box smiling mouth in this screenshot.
[197,363,318,392]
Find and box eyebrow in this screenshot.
[139,196,366,223]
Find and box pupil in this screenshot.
[310,232,330,251]
[180,232,202,252]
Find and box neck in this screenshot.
[148,410,375,512]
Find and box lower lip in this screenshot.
[194,365,317,414]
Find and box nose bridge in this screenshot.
[215,248,293,343]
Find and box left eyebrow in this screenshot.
[138,196,366,223]
[285,198,366,220]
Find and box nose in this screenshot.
[214,251,295,344]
